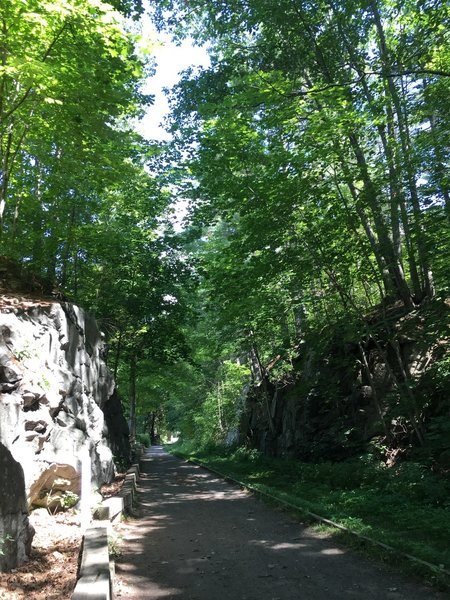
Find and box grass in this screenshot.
[167,441,450,590]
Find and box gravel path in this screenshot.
[115,446,446,599]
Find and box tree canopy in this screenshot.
[146,0,449,448]
[3,0,449,455]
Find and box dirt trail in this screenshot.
[115,447,446,599]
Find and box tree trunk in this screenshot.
[113,330,123,380]
[348,133,415,310]
[358,342,390,442]
[129,353,137,444]
[250,336,275,434]
[148,412,158,445]
[60,205,76,288]
[369,0,433,300]
[428,111,450,224]
[217,382,224,432]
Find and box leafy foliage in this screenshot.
[0,0,188,437]
[146,0,450,456]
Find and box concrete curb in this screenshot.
[72,462,141,599]
[93,463,141,523]
[72,525,111,600]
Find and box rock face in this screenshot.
[242,300,450,461]
[0,289,129,568]
[0,443,34,571]
[0,286,130,570]
[0,256,130,571]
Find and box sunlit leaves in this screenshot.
[144,0,450,444]
[0,0,152,240]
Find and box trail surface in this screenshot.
[115,446,445,599]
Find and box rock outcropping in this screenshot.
[242,299,450,462]
[0,283,128,569]
[0,443,34,571]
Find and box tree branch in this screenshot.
[290,69,450,98]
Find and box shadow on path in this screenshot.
[115,446,444,600]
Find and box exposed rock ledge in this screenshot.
[0,292,128,570]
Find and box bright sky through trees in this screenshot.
[137,29,210,140]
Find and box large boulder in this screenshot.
[28,463,81,510]
[0,443,34,571]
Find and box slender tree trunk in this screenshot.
[113,330,123,380]
[148,412,157,445]
[434,160,450,223]
[428,111,450,224]
[250,336,275,434]
[389,338,425,445]
[306,232,352,310]
[61,205,76,288]
[370,0,433,300]
[347,177,392,297]
[217,382,224,432]
[0,125,12,229]
[348,133,415,310]
[31,159,45,269]
[369,334,425,446]
[0,16,8,123]
[73,249,78,297]
[11,190,23,250]
[334,178,385,302]
[129,352,137,444]
[358,342,390,441]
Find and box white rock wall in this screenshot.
[0,296,116,506]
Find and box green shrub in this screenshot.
[231,446,262,463]
[136,433,151,447]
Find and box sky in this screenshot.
[136,32,210,141]
[134,21,210,230]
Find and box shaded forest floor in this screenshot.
[0,510,81,600]
[0,473,126,599]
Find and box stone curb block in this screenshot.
[72,463,142,599]
[72,525,111,600]
[98,496,124,523]
[93,463,141,523]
